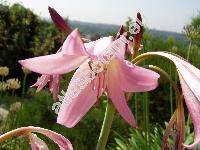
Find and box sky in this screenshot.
[6,0,200,33]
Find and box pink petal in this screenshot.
[118,59,160,92]
[84,36,113,58]
[29,133,49,150]
[19,53,87,75]
[57,61,98,128]
[92,36,113,55]
[96,35,128,64]
[179,73,200,149]
[49,75,61,101]
[61,29,89,56]
[84,40,97,57]
[19,29,91,75]
[31,75,50,92]
[109,35,128,59]
[31,127,73,150]
[147,51,200,148]
[107,59,137,127]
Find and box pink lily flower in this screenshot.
[31,75,50,92]
[0,126,73,150]
[30,69,60,102]
[28,7,136,101]
[19,29,88,99]
[31,74,61,101]
[23,6,72,101]
[19,28,160,128]
[29,133,49,150]
[29,126,72,150]
[144,51,200,149]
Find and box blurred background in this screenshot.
[0,0,200,149]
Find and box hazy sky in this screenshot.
[6,0,200,33]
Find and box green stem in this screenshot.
[134,94,138,123]
[11,90,15,97]
[147,65,182,102]
[96,100,115,150]
[140,40,150,149]
[147,65,185,148]
[22,74,27,97]
[2,76,4,82]
[187,41,192,61]
[132,53,182,104]
[131,51,186,65]
[143,93,150,149]
[1,77,5,97]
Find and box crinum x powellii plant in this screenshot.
[1,6,200,150]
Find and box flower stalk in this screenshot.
[22,73,27,97]
[187,41,192,61]
[97,99,115,150]
[146,65,185,149]
[147,65,182,101]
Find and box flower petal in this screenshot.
[84,40,97,56]
[57,61,98,128]
[49,75,61,101]
[118,59,160,92]
[61,29,89,56]
[92,36,113,55]
[19,53,87,75]
[29,133,49,150]
[31,127,73,150]
[107,59,137,127]
[31,75,50,92]
[179,73,200,149]
[146,51,200,148]
[96,35,128,64]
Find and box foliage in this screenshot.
[0,89,129,150]
[109,123,200,150]
[0,3,40,66]
[184,12,200,45]
[108,125,164,150]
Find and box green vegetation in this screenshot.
[0,2,199,150]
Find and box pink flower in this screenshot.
[145,51,200,149]
[19,29,160,128]
[19,29,88,100]
[0,126,73,150]
[29,126,73,150]
[29,133,49,150]
[31,74,61,101]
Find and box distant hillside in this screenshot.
[68,20,188,43]
[146,29,188,43]
[69,20,119,36]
